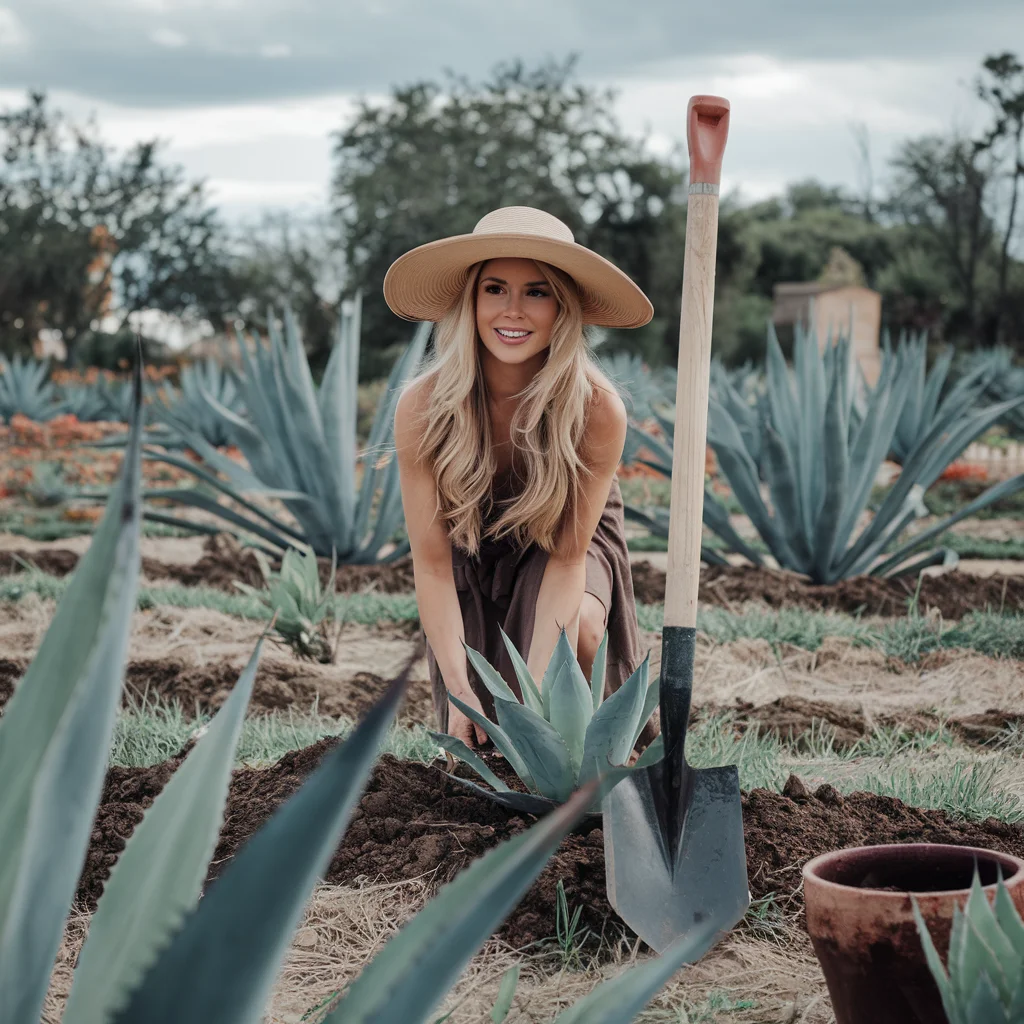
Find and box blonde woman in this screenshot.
[388,206,657,750]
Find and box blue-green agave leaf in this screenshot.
[328,782,598,1024]
[551,907,727,1023]
[499,627,544,716]
[0,369,144,1024]
[447,692,537,792]
[579,655,649,788]
[110,678,405,1024]
[463,642,520,705]
[428,732,511,793]
[65,640,265,1024]
[547,656,593,780]
[494,700,575,802]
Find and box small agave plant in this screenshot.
[432,628,663,814]
[914,869,1024,1022]
[235,545,337,663]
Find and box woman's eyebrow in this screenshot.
[480,276,549,287]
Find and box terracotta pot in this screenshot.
[803,843,1024,1024]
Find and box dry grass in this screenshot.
[43,883,831,1024]
[643,632,1024,718]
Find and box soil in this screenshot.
[0,658,18,715]
[6,537,1021,615]
[703,695,1024,752]
[77,743,1024,952]
[0,535,417,595]
[631,562,1024,618]
[0,656,435,727]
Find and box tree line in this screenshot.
[1,53,1021,377]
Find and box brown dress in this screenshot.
[425,470,655,743]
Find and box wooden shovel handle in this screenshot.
[664,96,730,630]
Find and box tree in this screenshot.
[331,56,688,376]
[220,211,347,371]
[975,51,1024,346]
[0,92,228,363]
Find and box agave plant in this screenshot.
[432,627,664,815]
[966,346,1024,439]
[152,356,245,448]
[598,351,675,422]
[57,382,116,423]
[882,331,996,464]
[702,324,1024,582]
[620,408,767,569]
[142,297,429,564]
[0,352,62,423]
[914,869,1024,1023]
[234,544,337,662]
[0,359,729,1024]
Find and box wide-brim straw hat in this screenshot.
[383,206,653,329]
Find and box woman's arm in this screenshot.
[526,386,628,682]
[394,381,488,746]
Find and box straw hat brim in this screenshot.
[383,232,654,329]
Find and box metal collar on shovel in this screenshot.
[603,95,749,955]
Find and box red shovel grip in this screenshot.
[687,96,730,186]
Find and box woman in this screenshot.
[388,206,656,749]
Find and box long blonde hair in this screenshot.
[408,259,609,555]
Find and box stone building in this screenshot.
[772,248,882,385]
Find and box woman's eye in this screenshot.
[528,289,550,298]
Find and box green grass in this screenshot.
[941,534,1024,560]
[0,506,194,542]
[5,571,1023,662]
[106,700,1024,825]
[110,696,441,769]
[690,712,1024,824]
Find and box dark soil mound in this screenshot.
[2,535,418,596]
[630,561,1024,618]
[78,745,1024,952]
[709,696,1024,753]
[124,657,434,725]
[0,658,24,715]
[748,777,1024,910]
[0,549,80,577]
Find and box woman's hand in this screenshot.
[448,684,489,748]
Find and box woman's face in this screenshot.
[475,258,559,368]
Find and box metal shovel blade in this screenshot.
[603,760,748,953]
[603,626,749,953]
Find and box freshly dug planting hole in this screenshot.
[631,562,1024,619]
[78,743,1024,953]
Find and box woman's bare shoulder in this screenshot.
[583,371,627,460]
[395,375,435,431]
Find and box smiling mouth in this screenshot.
[495,328,532,342]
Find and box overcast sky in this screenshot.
[1,0,1020,222]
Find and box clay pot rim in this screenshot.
[802,842,1024,898]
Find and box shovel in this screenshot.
[603,95,749,954]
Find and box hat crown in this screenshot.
[472,206,574,244]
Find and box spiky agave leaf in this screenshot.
[0,358,144,1024]
[701,323,1024,582]
[0,352,62,423]
[63,640,264,1024]
[435,628,661,813]
[914,868,1024,1024]
[234,544,336,662]
[141,299,429,563]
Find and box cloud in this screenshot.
[0,0,1020,106]
[0,7,27,48]
[150,26,186,48]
